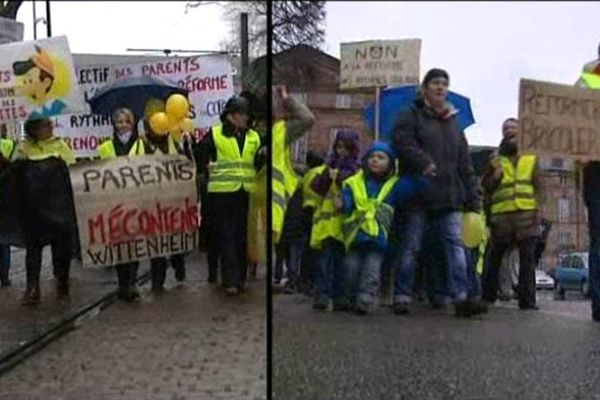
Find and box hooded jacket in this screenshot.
[341,141,429,253]
[392,96,480,213]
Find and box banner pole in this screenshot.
[375,86,381,141]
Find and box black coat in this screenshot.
[393,101,480,212]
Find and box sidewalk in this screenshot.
[0,246,151,364]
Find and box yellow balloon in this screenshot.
[462,212,485,248]
[165,94,189,121]
[144,98,165,119]
[149,112,170,135]
[169,117,182,135]
[180,118,194,133]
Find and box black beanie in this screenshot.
[422,68,450,87]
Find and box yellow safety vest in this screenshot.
[207,124,259,194]
[272,120,300,243]
[22,137,75,165]
[98,138,146,160]
[309,169,343,249]
[491,155,538,215]
[302,165,324,210]
[580,72,600,89]
[0,139,15,161]
[341,170,397,250]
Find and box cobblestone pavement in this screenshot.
[0,252,266,400]
[0,247,150,359]
[273,292,600,400]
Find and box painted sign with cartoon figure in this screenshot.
[0,35,85,122]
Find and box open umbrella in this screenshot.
[363,85,475,143]
[89,75,188,120]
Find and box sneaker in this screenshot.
[393,303,410,315]
[313,295,329,311]
[225,286,239,296]
[355,302,370,315]
[455,300,488,318]
[21,286,41,306]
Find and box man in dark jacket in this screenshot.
[392,68,486,317]
[583,161,600,321]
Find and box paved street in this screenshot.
[273,290,600,400]
[0,252,266,400]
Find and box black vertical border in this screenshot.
[265,0,273,399]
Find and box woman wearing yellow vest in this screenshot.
[197,96,265,296]
[310,129,361,310]
[272,85,315,244]
[98,108,150,303]
[20,118,75,305]
[339,141,428,314]
[144,121,187,293]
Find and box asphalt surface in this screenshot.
[273,291,600,400]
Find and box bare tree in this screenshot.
[272,1,326,53]
[219,1,267,58]
[0,0,24,19]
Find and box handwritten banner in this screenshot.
[0,35,85,122]
[69,154,200,268]
[518,79,600,161]
[55,54,234,158]
[340,39,421,89]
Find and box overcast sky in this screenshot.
[323,1,600,146]
[15,1,228,55]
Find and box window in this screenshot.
[558,198,570,223]
[291,134,309,165]
[335,94,352,109]
[569,255,584,269]
[558,231,572,248]
[551,158,564,169]
[289,92,307,105]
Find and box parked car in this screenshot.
[552,252,589,300]
[535,269,554,290]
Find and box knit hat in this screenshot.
[422,68,449,87]
[363,140,397,174]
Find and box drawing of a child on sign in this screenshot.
[12,45,70,120]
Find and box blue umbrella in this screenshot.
[89,75,188,120]
[363,85,475,143]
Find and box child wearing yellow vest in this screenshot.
[339,141,428,314]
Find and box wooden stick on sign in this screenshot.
[375,86,381,141]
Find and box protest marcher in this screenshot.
[481,118,542,310]
[196,95,265,296]
[577,42,600,321]
[272,85,315,244]
[339,141,427,314]
[145,121,187,292]
[0,136,16,287]
[297,150,325,295]
[98,108,149,303]
[310,129,361,310]
[392,68,486,317]
[20,118,76,305]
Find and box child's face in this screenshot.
[115,114,133,135]
[335,140,350,159]
[367,151,391,176]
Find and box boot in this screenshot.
[455,300,488,318]
[56,280,70,299]
[174,266,186,282]
[22,285,41,306]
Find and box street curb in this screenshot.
[0,272,150,376]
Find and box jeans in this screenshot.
[314,239,345,305]
[587,198,600,316]
[274,240,305,287]
[482,237,536,307]
[344,248,383,308]
[0,243,10,283]
[151,254,186,289]
[26,239,71,288]
[419,226,451,305]
[394,210,469,304]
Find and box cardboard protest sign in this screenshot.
[69,154,200,268]
[518,79,600,161]
[0,36,85,123]
[340,39,421,89]
[55,55,234,158]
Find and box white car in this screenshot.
[536,269,555,290]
